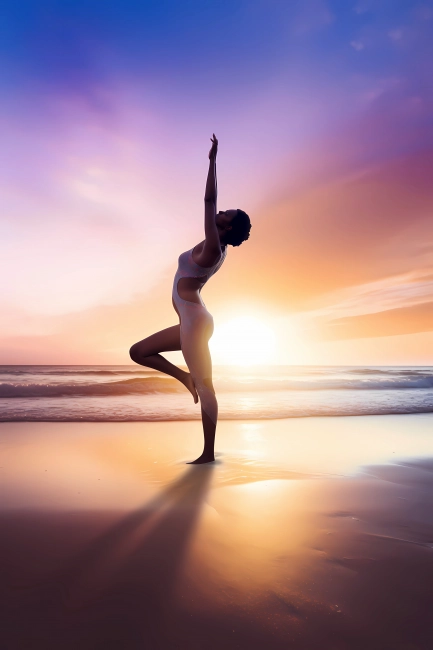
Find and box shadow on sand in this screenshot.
[4,465,214,650]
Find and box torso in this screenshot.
[172,241,227,314]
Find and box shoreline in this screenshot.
[2,409,433,424]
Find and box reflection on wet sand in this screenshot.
[211,456,319,487]
[1,418,433,648]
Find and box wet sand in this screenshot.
[1,416,433,649]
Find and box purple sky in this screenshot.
[1,0,433,364]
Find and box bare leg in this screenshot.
[129,325,198,403]
[187,407,216,464]
[181,319,217,464]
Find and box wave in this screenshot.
[2,366,432,378]
[346,368,433,376]
[0,369,156,376]
[254,376,433,390]
[0,377,183,398]
[1,405,433,422]
[2,374,433,398]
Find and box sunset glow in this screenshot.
[210,317,277,366]
[1,1,432,365]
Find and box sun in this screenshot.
[210,316,277,366]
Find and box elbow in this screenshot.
[204,196,216,204]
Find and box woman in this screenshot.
[129,135,251,463]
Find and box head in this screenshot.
[216,209,252,247]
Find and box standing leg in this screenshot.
[181,312,217,464]
[188,384,217,464]
[129,325,198,403]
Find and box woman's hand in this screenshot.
[209,133,218,160]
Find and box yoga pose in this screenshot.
[130,135,251,463]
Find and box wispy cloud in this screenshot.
[303,268,433,323]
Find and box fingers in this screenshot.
[209,134,218,158]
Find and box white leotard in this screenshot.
[172,244,228,425]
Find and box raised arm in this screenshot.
[203,134,221,256]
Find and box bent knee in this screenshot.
[129,343,140,361]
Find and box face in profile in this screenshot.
[216,209,237,230]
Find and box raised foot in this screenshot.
[184,372,199,404]
[187,454,215,465]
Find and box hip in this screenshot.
[172,294,214,327]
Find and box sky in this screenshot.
[1,0,433,365]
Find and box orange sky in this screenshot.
[2,1,433,365]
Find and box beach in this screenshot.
[1,415,433,649]
[2,0,433,645]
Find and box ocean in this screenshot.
[1,365,433,421]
